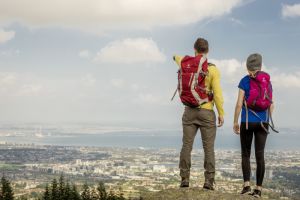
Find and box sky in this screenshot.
[0,0,300,129]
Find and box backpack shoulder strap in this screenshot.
[197,55,207,72]
[244,99,249,130]
[196,55,207,76]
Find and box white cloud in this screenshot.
[0,29,15,44]
[0,0,242,33]
[78,50,90,59]
[136,93,160,104]
[282,4,300,18]
[110,79,125,88]
[0,49,20,56]
[130,84,140,91]
[94,38,166,64]
[210,58,243,76]
[272,72,300,88]
[229,17,244,26]
[0,72,17,86]
[81,74,96,87]
[0,72,46,96]
[18,84,43,96]
[210,58,245,83]
[210,58,300,89]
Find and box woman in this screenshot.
[233,53,274,198]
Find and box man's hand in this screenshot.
[218,116,224,127]
[233,122,240,134]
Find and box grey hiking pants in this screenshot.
[179,106,217,182]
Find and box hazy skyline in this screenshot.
[0,0,300,129]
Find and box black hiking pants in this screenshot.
[240,122,268,186]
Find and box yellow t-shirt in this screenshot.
[174,55,224,117]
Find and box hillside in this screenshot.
[141,187,255,200]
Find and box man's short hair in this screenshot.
[194,38,209,54]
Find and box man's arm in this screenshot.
[173,55,183,68]
[211,66,225,126]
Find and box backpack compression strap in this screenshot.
[243,99,278,133]
[247,108,279,134]
[171,86,178,101]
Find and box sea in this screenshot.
[0,127,299,150]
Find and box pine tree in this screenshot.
[97,182,107,200]
[90,188,98,200]
[50,178,59,200]
[117,187,125,200]
[70,184,81,200]
[63,182,71,200]
[58,175,65,198]
[42,184,50,200]
[0,176,14,200]
[107,190,117,200]
[0,182,2,200]
[81,183,91,200]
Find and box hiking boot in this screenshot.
[203,179,214,190]
[250,189,262,198]
[180,178,189,188]
[240,186,251,195]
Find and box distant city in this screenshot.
[0,123,299,199]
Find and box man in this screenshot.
[174,38,224,190]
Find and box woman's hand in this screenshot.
[233,89,244,135]
[233,122,240,134]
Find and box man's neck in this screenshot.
[195,52,206,56]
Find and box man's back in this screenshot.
[173,55,224,117]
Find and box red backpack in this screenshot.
[171,54,213,107]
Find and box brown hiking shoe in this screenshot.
[203,179,214,190]
[180,178,189,188]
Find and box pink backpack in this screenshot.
[244,71,278,133]
[246,71,272,111]
[171,54,213,107]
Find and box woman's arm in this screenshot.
[233,89,245,134]
[270,102,274,114]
